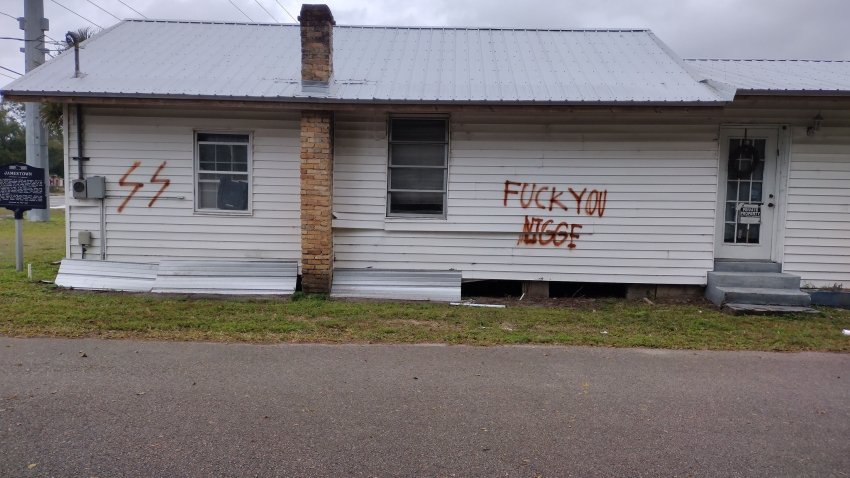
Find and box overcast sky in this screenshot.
[1,0,849,85]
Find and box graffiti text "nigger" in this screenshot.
[517,216,583,249]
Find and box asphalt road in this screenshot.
[1,338,848,477]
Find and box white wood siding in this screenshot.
[783,126,850,287]
[333,113,719,284]
[65,107,300,263]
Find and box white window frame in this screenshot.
[386,116,449,218]
[193,130,253,215]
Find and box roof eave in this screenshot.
[0,90,728,108]
[735,89,850,97]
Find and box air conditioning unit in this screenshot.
[71,176,106,199]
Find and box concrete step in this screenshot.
[706,286,812,307]
[707,271,801,290]
[722,303,820,315]
[713,260,782,273]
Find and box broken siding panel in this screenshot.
[333,112,718,284]
[66,107,300,263]
[783,126,850,287]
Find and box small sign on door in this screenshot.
[738,203,761,224]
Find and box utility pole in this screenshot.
[20,0,50,222]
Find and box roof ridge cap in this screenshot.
[124,19,650,32]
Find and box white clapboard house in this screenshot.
[3,4,850,308]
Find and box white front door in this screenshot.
[715,127,779,260]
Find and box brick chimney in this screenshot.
[299,4,335,85]
[299,4,335,294]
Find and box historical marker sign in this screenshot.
[0,163,47,213]
[1,163,47,272]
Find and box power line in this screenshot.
[84,0,121,21]
[0,71,17,80]
[0,36,56,42]
[0,65,23,76]
[254,0,278,22]
[0,10,18,20]
[0,36,64,45]
[48,0,103,29]
[228,0,254,22]
[114,0,147,19]
[273,0,297,22]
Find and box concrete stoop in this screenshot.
[707,261,817,314]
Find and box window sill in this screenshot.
[385,215,447,221]
[194,209,253,217]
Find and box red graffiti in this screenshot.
[504,180,571,212]
[117,161,143,213]
[147,161,171,208]
[517,216,582,249]
[568,187,607,217]
[504,180,606,216]
[504,179,607,249]
[118,161,172,212]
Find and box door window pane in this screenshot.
[724,223,735,243]
[750,182,763,202]
[725,202,736,222]
[746,224,761,244]
[737,182,750,202]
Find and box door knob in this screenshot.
[767,203,775,208]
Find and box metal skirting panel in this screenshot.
[54,259,158,292]
[331,269,462,302]
[151,260,297,295]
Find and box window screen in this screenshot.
[196,133,250,211]
[387,118,448,216]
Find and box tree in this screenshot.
[0,103,26,165]
[0,102,65,177]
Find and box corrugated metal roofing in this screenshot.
[686,59,850,94]
[151,260,297,295]
[332,269,462,302]
[54,259,298,294]
[1,19,729,104]
[54,259,158,292]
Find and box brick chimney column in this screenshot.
[300,111,333,293]
[299,5,335,294]
[299,4,334,83]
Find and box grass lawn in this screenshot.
[1,210,849,351]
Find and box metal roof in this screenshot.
[686,59,850,94]
[1,19,730,104]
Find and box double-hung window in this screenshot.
[387,117,448,216]
[195,132,251,212]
